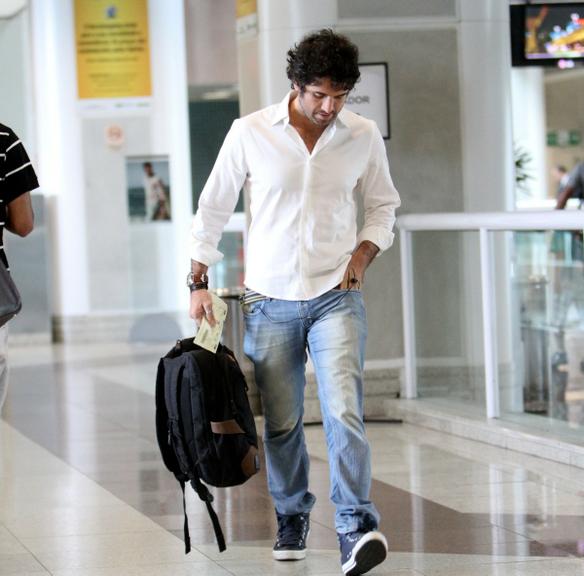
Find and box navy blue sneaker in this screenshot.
[339,530,388,575]
[272,512,310,560]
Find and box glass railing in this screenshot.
[410,230,485,413]
[398,211,584,432]
[503,229,584,426]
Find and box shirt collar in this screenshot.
[271,91,350,130]
[271,92,293,127]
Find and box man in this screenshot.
[556,161,584,209]
[189,29,400,576]
[143,161,170,221]
[551,164,569,199]
[552,160,584,419]
[0,123,36,409]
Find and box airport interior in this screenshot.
[2,0,584,574]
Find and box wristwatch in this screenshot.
[186,272,209,292]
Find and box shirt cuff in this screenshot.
[189,240,224,267]
[357,226,395,254]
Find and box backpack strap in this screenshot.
[164,362,192,478]
[180,481,191,554]
[189,476,226,552]
[179,478,227,555]
[164,355,227,553]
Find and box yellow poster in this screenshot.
[236,0,258,38]
[74,0,152,99]
[236,0,257,19]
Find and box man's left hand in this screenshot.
[339,261,365,290]
[339,241,380,290]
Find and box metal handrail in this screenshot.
[397,210,584,418]
[398,210,584,231]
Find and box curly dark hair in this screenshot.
[286,29,360,91]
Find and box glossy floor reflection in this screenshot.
[1,342,584,575]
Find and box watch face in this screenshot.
[186,272,208,286]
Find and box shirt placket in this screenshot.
[297,123,337,299]
[279,117,340,299]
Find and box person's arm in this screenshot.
[190,120,247,266]
[5,192,34,237]
[346,122,400,286]
[557,165,583,209]
[3,128,38,236]
[189,120,247,326]
[339,240,379,289]
[189,260,217,326]
[556,184,574,209]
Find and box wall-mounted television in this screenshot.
[510,3,584,67]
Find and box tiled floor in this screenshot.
[2,342,584,575]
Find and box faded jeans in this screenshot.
[242,288,379,534]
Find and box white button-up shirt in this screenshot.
[191,91,401,301]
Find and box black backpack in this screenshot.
[155,338,260,553]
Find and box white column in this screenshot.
[458,0,515,212]
[30,0,89,316]
[30,0,193,336]
[458,0,514,412]
[511,68,547,202]
[149,0,193,313]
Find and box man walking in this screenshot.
[0,123,36,410]
[188,29,400,576]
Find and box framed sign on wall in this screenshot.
[74,0,152,100]
[345,62,390,139]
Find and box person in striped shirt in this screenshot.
[0,123,37,410]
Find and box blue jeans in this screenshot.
[242,288,379,534]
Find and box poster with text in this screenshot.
[74,0,152,99]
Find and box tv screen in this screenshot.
[525,4,584,60]
[510,3,584,67]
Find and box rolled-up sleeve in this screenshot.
[356,122,401,252]
[190,119,248,265]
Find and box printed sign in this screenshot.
[104,124,125,148]
[236,0,258,38]
[345,63,390,139]
[74,0,152,99]
[547,130,582,147]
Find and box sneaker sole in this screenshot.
[272,549,307,561]
[342,532,388,576]
[272,528,310,561]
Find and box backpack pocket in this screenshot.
[203,420,260,487]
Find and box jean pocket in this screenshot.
[241,299,266,316]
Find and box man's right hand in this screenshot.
[189,289,217,327]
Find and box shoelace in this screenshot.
[276,515,308,546]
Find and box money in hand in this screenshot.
[194,293,228,353]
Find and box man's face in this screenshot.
[294,78,350,127]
